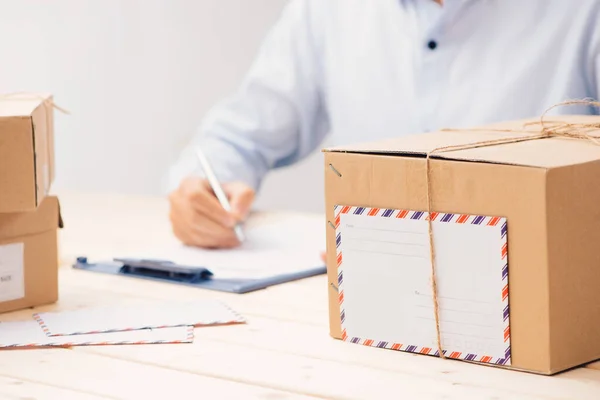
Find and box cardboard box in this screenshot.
[0,196,62,314]
[323,115,600,375]
[0,93,56,213]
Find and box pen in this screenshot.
[195,147,246,242]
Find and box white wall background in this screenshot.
[0,0,325,213]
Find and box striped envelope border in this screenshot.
[334,205,511,365]
[0,326,195,349]
[32,300,246,337]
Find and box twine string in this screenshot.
[424,99,600,360]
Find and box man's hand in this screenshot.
[168,177,255,249]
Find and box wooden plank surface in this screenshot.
[0,190,599,399]
[0,376,107,400]
[0,348,316,400]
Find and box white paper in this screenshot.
[34,299,245,336]
[337,207,509,363]
[0,243,25,302]
[0,320,193,348]
[127,214,325,279]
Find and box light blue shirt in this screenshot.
[167,0,600,193]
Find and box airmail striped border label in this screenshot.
[0,326,195,349]
[333,205,510,366]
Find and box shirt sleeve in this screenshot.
[166,0,329,193]
[589,6,600,109]
[595,35,600,104]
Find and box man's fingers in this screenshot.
[171,207,239,248]
[173,196,238,240]
[168,177,256,249]
[187,186,236,228]
[225,183,255,221]
[188,210,239,242]
[230,191,254,220]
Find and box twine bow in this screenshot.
[425,99,600,359]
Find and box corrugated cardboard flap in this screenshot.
[0,92,55,211]
[324,115,600,169]
[0,93,52,118]
[0,196,62,241]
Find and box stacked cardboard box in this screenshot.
[0,93,62,314]
[323,115,600,375]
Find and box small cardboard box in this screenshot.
[0,93,56,213]
[323,116,600,375]
[0,196,62,314]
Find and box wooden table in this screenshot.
[1,191,600,400]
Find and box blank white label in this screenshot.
[335,205,511,365]
[0,243,25,302]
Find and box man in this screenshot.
[167,0,600,249]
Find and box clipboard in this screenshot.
[72,256,326,294]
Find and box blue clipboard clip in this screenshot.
[115,257,214,283]
[73,255,326,294]
[75,256,213,284]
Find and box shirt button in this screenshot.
[427,40,438,50]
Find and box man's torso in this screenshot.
[314,0,600,145]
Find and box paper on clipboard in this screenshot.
[129,214,325,280]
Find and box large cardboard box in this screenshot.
[323,116,600,375]
[0,93,55,213]
[0,196,62,314]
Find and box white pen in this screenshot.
[195,147,245,242]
